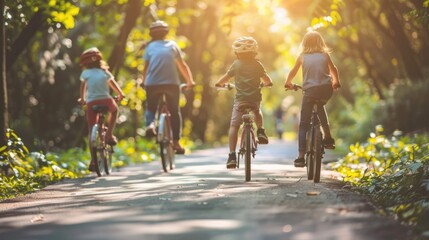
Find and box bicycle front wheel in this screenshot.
[158,113,175,172]
[313,127,323,183]
[244,126,252,182]
[90,124,105,177]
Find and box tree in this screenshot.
[0,0,8,146]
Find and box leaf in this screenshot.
[306,191,321,196]
[421,180,429,191]
[408,162,422,174]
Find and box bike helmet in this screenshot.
[232,36,258,53]
[150,20,169,33]
[79,47,103,67]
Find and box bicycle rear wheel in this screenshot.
[305,129,315,180]
[313,127,323,183]
[158,113,175,172]
[90,124,105,177]
[104,144,113,175]
[244,126,252,182]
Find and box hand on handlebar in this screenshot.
[263,82,273,88]
[180,82,195,91]
[77,98,86,105]
[284,83,302,91]
[332,82,341,90]
[215,83,235,90]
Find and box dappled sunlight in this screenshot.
[1,139,411,239]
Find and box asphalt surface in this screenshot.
[0,139,415,240]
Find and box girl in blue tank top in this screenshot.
[284,31,341,168]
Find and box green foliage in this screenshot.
[5,0,79,30]
[0,129,85,200]
[333,128,429,232]
[381,80,429,134]
[0,128,185,200]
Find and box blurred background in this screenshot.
[2,0,428,151]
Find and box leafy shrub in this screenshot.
[382,80,429,134]
[0,129,84,200]
[1,128,192,200]
[332,126,429,233]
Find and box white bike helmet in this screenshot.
[232,36,258,53]
[150,20,169,33]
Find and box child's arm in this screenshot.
[215,73,231,87]
[261,74,273,87]
[175,58,195,88]
[78,81,86,104]
[284,54,303,89]
[326,54,341,90]
[141,61,149,87]
[108,79,125,101]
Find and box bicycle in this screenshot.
[216,83,268,181]
[89,103,115,177]
[286,84,325,183]
[149,84,190,173]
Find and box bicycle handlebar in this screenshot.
[77,95,123,106]
[285,84,302,91]
[180,83,195,91]
[215,82,272,91]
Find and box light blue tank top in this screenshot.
[302,53,332,90]
[80,68,113,103]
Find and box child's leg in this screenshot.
[316,104,332,139]
[144,86,159,127]
[254,108,269,144]
[254,108,263,129]
[298,100,313,158]
[106,108,118,139]
[229,125,239,153]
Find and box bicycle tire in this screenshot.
[104,144,113,175]
[158,113,175,172]
[244,126,252,182]
[313,127,323,183]
[306,129,315,180]
[90,124,104,177]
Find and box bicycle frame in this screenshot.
[155,93,175,172]
[305,102,324,183]
[285,84,324,183]
[237,108,258,182]
[90,106,114,177]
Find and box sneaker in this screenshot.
[106,136,118,146]
[294,157,305,168]
[174,144,186,154]
[226,152,237,169]
[145,123,157,138]
[88,161,96,172]
[323,137,335,149]
[257,128,269,144]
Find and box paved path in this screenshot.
[0,140,414,240]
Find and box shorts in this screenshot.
[230,101,260,127]
[86,98,118,128]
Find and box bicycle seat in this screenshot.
[91,105,109,113]
[238,102,257,112]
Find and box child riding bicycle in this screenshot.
[141,20,195,154]
[284,31,341,168]
[77,47,125,171]
[215,36,273,169]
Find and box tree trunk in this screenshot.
[107,0,142,77]
[0,1,8,146]
[6,10,47,71]
[384,2,424,80]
